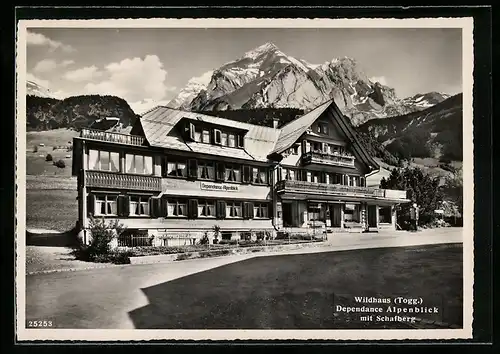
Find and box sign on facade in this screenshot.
[200,182,239,192]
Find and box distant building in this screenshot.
[72,100,409,246]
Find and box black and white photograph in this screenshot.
[15,17,474,341]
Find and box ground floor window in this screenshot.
[167,199,188,217]
[226,201,242,218]
[254,203,269,218]
[379,206,392,223]
[95,195,118,216]
[130,196,150,216]
[198,200,216,217]
[344,203,360,222]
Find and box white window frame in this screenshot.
[202,129,211,143]
[95,195,118,216]
[129,196,150,216]
[126,154,153,175]
[198,161,215,180]
[166,159,188,178]
[225,164,242,182]
[226,201,242,218]
[89,149,120,172]
[167,199,188,217]
[198,200,216,218]
[253,203,269,219]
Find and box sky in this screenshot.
[26,27,463,113]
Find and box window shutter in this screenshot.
[301,140,307,154]
[161,195,168,217]
[214,129,222,145]
[238,134,244,148]
[243,202,254,219]
[360,177,366,187]
[87,193,95,216]
[117,195,129,217]
[217,200,226,219]
[268,203,273,218]
[149,197,157,218]
[162,156,167,177]
[188,159,198,179]
[243,165,251,184]
[276,167,282,181]
[216,163,225,182]
[188,199,198,219]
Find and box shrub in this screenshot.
[45,153,53,162]
[54,159,66,168]
[33,146,38,153]
[74,217,125,263]
[53,146,58,150]
[176,252,192,261]
[198,231,210,245]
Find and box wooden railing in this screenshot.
[302,151,355,167]
[80,128,145,146]
[85,170,161,191]
[275,179,407,200]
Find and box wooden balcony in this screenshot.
[275,179,407,200]
[80,128,145,146]
[85,170,161,191]
[302,151,355,167]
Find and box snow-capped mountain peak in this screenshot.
[243,42,279,60]
[27,80,54,98]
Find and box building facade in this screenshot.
[72,100,409,246]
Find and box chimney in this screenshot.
[272,118,280,129]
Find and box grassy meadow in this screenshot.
[25,129,79,231]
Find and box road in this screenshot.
[24,227,463,330]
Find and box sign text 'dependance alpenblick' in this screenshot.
[200,182,239,192]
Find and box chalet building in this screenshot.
[72,100,409,246]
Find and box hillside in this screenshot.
[26,94,139,131]
[358,93,463,161]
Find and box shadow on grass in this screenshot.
[26,226,79,247]
[128,243,463,329]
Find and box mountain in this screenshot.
[357,93,463,161]
[27,80,54,98]
[27,94,139,131]
[168,70,214,109]
[169,42,450,126]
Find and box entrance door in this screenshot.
[282,202,293,227]
[368,205,378,228]
[331,204,342,227]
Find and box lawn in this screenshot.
[26,188,78,231]
[128,243,463,329]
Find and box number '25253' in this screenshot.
[27,320,53,328]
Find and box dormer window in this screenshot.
[202,129,210,143]
[194,127,202,142]
[317,122,329,135]
[214,129,222,145]
[237,134,245,148]
[221,132,228,146]
[228,134,236,148]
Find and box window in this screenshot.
[126,154,153,175]
[312,171,320,183]
[344,204,360,222]
[95,195,118,216]
[198,200,215,217]
[221,132,228,146]
[351,176,360,187]
[167,159,187,177]
[214,129,222,145]
[194,128,202,142]
[252,167,268,184]
[284,168,296,181]
[89,149,120,172]
[226,201,242,218]
[292,145,299,155]
[228,134,236,147]
[225,164,241,182]
[167,199,187,217]
[130,196,150,216]
[198,161,215,180]
[254,203,269,218]
[320,123,329,134]
[202,129,210,143]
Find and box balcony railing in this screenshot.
[302,151,355,167]
[85,170,161,191]
[275,179,407,200]
[80,128,145,146]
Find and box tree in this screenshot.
[45,153,53,162]
[380,166,443,226]
[54,159,66,168]
[441,166,463,216]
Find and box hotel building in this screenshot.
[72,100,409,246]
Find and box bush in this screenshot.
[33,146,38,153]
[53,159,65,168]
[74,217,125,263]
[53,146,58,150]
[45,153,53,162]
[198,231,210,245]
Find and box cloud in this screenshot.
[84,55,175,103]
[27,31,75,53]
[33,59,57,73]
[64,65,102,82]
[26,72,50,89]
[370,76,388,86]
[62,60,75,67]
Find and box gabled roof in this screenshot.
[139,106,280,162]
[269,100,332,155]
[137,101,379,171]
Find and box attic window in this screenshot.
[318,122,329,135]
[237,134,245,148]
[214,129,222,145]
